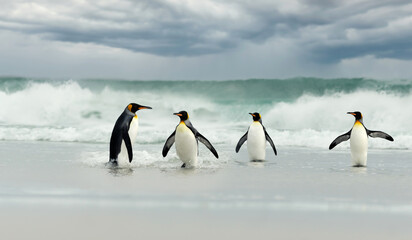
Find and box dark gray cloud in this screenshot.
[303,0,412,62]
[0,0,411,62]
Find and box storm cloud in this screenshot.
[1,0,411,62]
[1,0,412,80]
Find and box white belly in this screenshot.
[247,122,266,161]
[350,122,368,166]
[118,116,139,166]
[175,123,198,167]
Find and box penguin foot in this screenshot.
[250,159,265,162]
[106,160,118,168]
[352,164,366,168]
[181,163,186,168]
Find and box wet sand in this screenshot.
[0,141,411,239]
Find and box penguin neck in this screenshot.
[180,119,189,125]
[254,119,262,124]
[125,109,136,117]
[354,119,363,126]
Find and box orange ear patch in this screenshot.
[128,104,132,111]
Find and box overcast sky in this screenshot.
[0,0,412,80]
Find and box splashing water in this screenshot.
[0,77,410,149]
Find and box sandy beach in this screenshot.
[1,141,411,240]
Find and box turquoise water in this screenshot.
[2,77,412,99]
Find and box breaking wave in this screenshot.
[0,77,411,149]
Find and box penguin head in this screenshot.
[174,111,189,121]
[347,111,363,121]
[127,103,152,113]
[249,112,261,122]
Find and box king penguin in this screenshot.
[162,111,219,168]
[329,111,394,167]
[235,112,277,161]
[109,103,152,166]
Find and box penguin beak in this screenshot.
[249,113,254,117]
[347,112,356,116]
[173,113,182,117]
[138,106,152,110]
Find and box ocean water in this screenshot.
[1,77,411,149]
[1,77,412,239]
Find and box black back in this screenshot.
[109,110,134,161]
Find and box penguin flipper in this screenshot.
[329,130,351,150]
[235,131,248,153]
[162,131,176,157]
[184,122,218,159]
[264,127,277,155]
[367,129,394,141]
[197,133,219,158]
[123,131,133,163]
